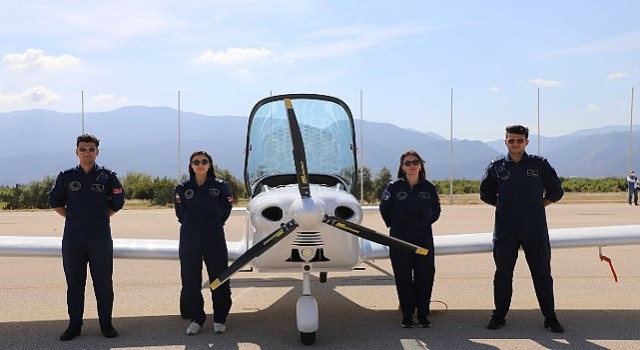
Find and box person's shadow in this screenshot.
[2,277,639,350]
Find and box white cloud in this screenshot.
[488,86,499,92]
[0,86,59,107]
[195,47,273,65]
[2,49,81,71]
[528,78,562,88]
[281,23,430,61]
[545,31,640,57]
[607,72,627,80]
[587,103,599,111]
[93,94,128,108]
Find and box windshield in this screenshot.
[244,94,357,196]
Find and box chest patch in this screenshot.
[184,189,194,200]
[396,191,408,200]
[419,192,430,199]
[527,169,539,177]
[209,188,219,196]
[69,181,81,191]
[496,165,510,180]
[92,184,105,192]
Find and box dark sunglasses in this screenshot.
[402,159,421,166]
[192,159,209,166]
[77,147,96,153]
[506,138,526,144]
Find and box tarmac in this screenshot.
[1,203,639,349]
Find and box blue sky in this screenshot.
[1,1,638,141]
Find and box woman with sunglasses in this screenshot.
[379,150,441,328]
[174,150,234,335]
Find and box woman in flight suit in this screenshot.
[379,150,441,328]
[174,150,234,335]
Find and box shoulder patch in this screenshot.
[60,167,76,174]
[491,155,505,164]
[528,154,546,161]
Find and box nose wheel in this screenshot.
[296,271,318,345]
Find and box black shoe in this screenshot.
[401,316,413,328]
[544,318,565,333]
[100,325,119,338]
[486,316,505,330]
[417,315,431,328]
[59,327,81,341]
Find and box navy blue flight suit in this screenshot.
[480,153,564,321]
[379,177,441,319]
[48,164,125,328]
[175,176,233,326]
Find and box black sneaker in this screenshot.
[59,326,81,341]
[401,316,413,328]
[544,318,565,333]
[417,315,431,328]
[100,325,119,338]
[486,316,505,330]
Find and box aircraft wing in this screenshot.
[359,224,640,259]
[1,225,639,260]
[0,235,248,260]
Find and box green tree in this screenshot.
[215,168,247,202]
[352,166,374,203]
[372,166,393,201]
[151,176,178,206]
[0,177,54,209]
[121,172,154,200]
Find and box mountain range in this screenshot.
[1,106,639,186]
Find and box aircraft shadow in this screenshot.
[2,277,639,350]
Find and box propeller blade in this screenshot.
[210,219,299,290]
[285,98,311,198]
[323,215,429,256]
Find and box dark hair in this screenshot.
[396,149,426,180]
[76,133,100,147]
[188,150,216,178]
[505,125,529,139]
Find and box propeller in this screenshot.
[210,219,299,290]
[285,98,311,198]
[323,215,429,256]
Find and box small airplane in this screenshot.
[2,93,640,346]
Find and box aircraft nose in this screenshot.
[289,197,326,229]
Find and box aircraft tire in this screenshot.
[300,331,316,345]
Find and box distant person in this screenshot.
[379,150,441,328]
[48,134,125,341]
[174,150,233,335]
[626,170,638,206]
[480,125,565,333]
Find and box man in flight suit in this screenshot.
[480,125,565,333]
[49,134,125,341]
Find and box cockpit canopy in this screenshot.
[244,94,358,197]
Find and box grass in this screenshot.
[2,193,626,211]
[437,192,625,205]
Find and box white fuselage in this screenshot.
[247,184,363,272]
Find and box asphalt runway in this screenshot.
[1,203,639,349]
